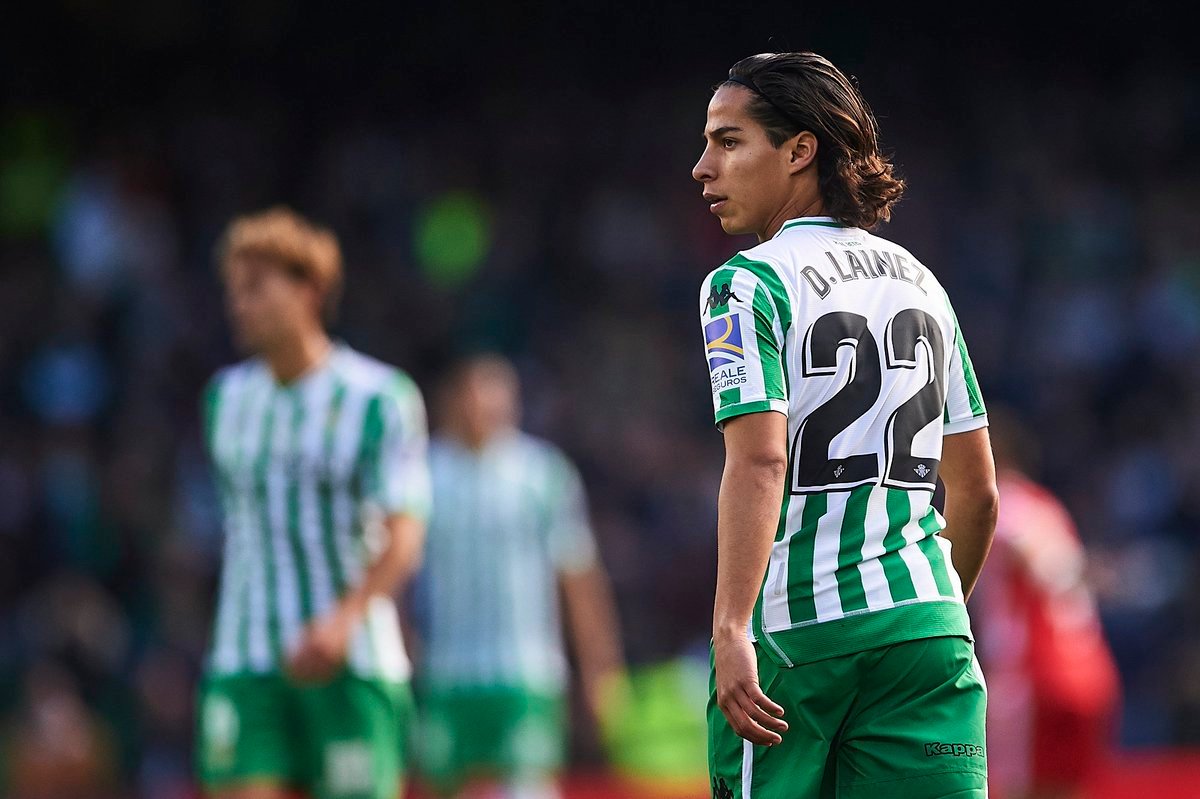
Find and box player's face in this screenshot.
[456,369,519,442]
[693,85,796,237]
[224,254,318,354]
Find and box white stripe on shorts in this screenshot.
[742,739,754,797]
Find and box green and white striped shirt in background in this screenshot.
[202,344,431,681]
[699,217,988,668]
[420,432,597,691]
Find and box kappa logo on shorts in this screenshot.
[711,777,734,799]
[924,741,985,759]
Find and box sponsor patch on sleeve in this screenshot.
[704,314,744,370]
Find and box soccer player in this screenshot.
[413,354,625,799]
[972,409,1119,799]
[692,53,999,798]
[195,208,431,799]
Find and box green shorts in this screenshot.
[414,685,565,791]
[708,636,987,799]
[196,672,412,799]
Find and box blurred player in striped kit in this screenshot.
[412,355,625,799]
[196,208,431,799]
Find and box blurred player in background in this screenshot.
[413,354,625,799]
[971,408,1120,799]
[196,208,431,799]
[692,52,998,797]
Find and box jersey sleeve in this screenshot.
[943,299,988,435]
[200,374,222,459]
[361,374,433,520]
[699,259,790,429]
[543,451,598,574]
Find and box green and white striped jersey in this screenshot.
[699,217,988,667]
[202,344,431,681]
[420,431,597,690]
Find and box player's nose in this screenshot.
[693,150,715,183]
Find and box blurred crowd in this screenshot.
[3,7,1200,797]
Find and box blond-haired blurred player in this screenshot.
[196,208,431,799]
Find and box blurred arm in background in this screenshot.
[551,453,628,723]
[287,512,425,683]
[561,562,626,720]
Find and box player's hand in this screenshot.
[584,667,631,733]
[286,602,360,683]
[713,632,787,746]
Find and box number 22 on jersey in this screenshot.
[791,308,946,495]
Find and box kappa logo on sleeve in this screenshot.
[705,282,742,312]
[704,315,744,370]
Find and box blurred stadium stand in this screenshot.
[1,3,1198,797]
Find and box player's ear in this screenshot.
[788,131,818,175]
[305,282,326,323]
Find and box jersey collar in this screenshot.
[772,216,848,239]
[265,341,340,392]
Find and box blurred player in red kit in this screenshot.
[971,409,1120,799]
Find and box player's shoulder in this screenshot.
[427,434,456,463]
[703,241,786,284]
[700,246,793,319]
[738,232,799,268]
[699,221,863,308]
[860,229,948,296]
[331,345,422,403]
[738,216,862,267]
[512,431,561,460]
[206,357,267,397]
[331,344,404,387]
[513,432,577,475]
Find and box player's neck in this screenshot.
[449,423,513,452]
[264,328,333,385]
[759,195,826,242]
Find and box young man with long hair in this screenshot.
[693,53,998,798]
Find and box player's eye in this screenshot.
[722,138,737,149]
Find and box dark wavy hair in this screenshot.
[724,52,905,229]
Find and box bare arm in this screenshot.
[939,427,999,600]
[712,411,790,746]
[713,412,788,640]
[560,564,625,720]
[288,513,425,682]
[350,512,425,612]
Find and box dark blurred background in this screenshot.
[2,3,1199,797]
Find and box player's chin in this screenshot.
[718,211,753,236]
[231,328,262,355]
